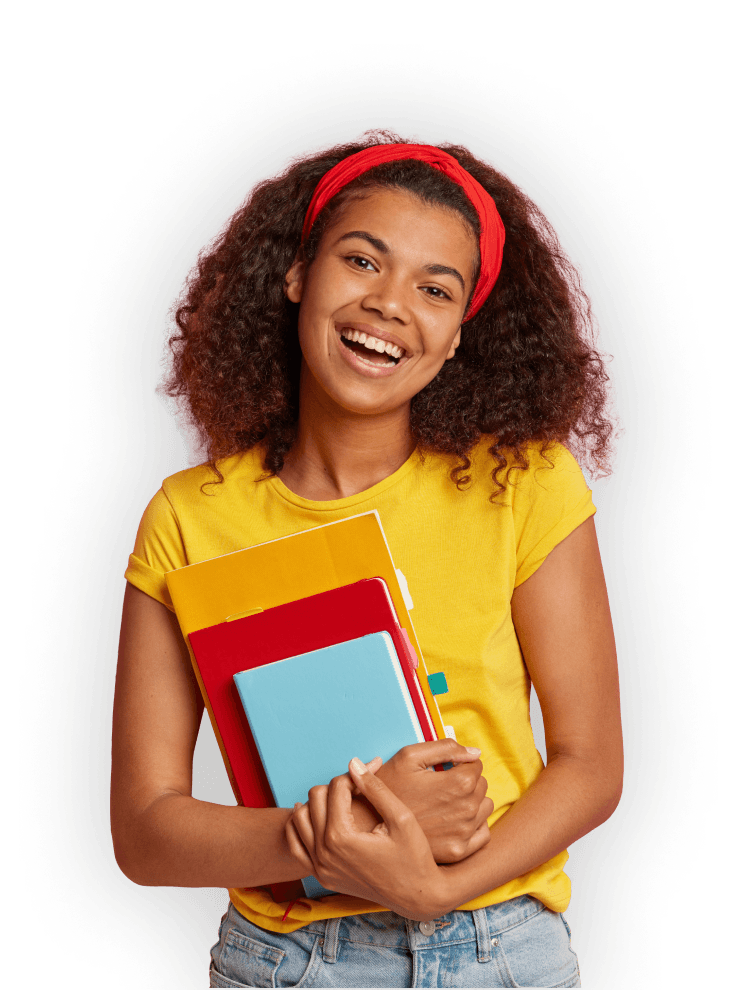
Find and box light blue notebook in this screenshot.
[233,630,426,898]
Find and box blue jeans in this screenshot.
[209,896,580,988]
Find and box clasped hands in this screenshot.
[285,739,494,921]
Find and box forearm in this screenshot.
[114,793,310,888]
[114,788,387,888]
[430,754,622,915]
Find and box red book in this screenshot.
[188,577,436,812]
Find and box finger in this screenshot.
[325,771,359,836]
[445,759,485,789]
[474,771,489,798]
[306,784,329,849]
[462,820,492,857]
[291,800,319,861]
[348,757,422,838]
[459,763,490,801]
[455,781,492,834]
[285,812,315,873]
[351,756,383,796]
[398,739,482,769]
[476,794,495,829]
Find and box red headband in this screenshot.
[301,144,505,321]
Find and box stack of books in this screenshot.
[165,510,450,900]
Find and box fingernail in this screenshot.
[466,747,481,755]
[293,802,302,811]
[350,756,368,775]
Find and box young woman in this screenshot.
[112,135,622,988]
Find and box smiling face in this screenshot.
[285,187,477,421]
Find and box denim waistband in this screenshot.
[212,897,580,988]
[298,895,546,963]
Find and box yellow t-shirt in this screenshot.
[125,438,595,932]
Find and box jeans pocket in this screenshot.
[493,905,580,988]
[212,927,286,988]
[210,905,326,989]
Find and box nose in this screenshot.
[361,271,412,324]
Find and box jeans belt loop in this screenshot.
[322,917,341,963]
[472,907,492,963]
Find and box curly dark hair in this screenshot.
[164,130,614,496]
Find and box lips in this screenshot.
[335,322,410,357]
[333,321,410,377]
[340,327,404,361]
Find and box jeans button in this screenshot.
[419,920,436,936]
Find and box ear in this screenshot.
[285,258,305,303]
[445,326,462,360]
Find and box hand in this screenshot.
[360,739,494,863]
[291,756,382,875]
[286,758,448,920]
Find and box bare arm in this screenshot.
[287,517,623,917]
[111,584,491,888]
[111,584,314,887]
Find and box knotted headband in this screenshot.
[301,144,505,322]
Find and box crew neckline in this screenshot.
[268,446,421,511]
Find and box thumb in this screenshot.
[351,755,383,796]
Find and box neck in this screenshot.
[278,372,415,501]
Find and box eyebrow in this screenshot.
[336,230,466,292]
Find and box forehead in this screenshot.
[328,187,474,240]
[325,187,477,273]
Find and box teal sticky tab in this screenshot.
[427,671,449,695]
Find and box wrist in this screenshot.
[423,863,470,918]
[428,867,459,918]
[391,867,454,921]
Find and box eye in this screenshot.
[422,285,451,300]
[347,255,376,271]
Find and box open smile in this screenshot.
[335,322,411,376]
[340,327,405,361]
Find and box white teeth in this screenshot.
[340,328,404,360]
